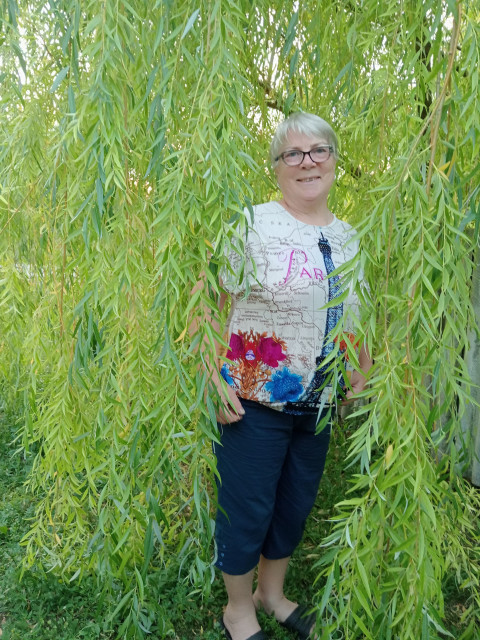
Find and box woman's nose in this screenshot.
[300,152,316,166]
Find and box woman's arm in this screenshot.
[192,280,245,425]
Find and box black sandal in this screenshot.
[279,604,316,639]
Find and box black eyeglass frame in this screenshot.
[275,145,334,166]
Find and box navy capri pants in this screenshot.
[214,399,331,575]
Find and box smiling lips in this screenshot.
[298,176,321,182]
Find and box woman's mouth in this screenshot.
[298,176,320,182]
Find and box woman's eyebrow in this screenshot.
[284,141,328,150]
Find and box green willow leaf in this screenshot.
[181,8,200,40]
[50,66,70,93]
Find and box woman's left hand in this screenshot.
[343,369,367,404]
[342,343,373,404]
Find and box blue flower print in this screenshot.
[265,367,304,403]
[220,364,234,386]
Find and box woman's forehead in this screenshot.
[283,131,328,149]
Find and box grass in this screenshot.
[0,408,477,639]
[0,411,113,640]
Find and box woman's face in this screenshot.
[275,131,336,206]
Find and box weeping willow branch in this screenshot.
[426,1,463,194]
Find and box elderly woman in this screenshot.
[211,112,372,640]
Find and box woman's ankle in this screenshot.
[253,587,282,614]
[223,603,261,640]
[253,589,298,623]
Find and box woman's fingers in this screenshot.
[216,382,245,424]
[228,386,245,415]
[217,406,243,424]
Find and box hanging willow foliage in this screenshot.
[1,0,479,638]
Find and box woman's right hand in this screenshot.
[214,375,245,424]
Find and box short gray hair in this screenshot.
[270,112,339,166]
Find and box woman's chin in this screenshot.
[294,189,325,202]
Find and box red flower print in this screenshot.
[335,332,359,361]
[258,336,286,368]
[223,330,289,400]
[227,333,245,360]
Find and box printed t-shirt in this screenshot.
[221,201,362,415]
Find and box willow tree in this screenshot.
[1,0,479,638]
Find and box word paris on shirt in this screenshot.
[280,248,325,284]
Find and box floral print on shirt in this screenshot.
[220,330,305,402]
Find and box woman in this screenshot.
[211,112,372,640]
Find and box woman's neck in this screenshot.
[278,198,334,226]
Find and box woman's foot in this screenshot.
[222,603,262,640]
[253,590,298,623]
[253,590,317,638]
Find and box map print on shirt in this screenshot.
[221,201,360,414]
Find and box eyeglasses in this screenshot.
[275,145,334,166]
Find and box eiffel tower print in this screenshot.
[284,233,343,414]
